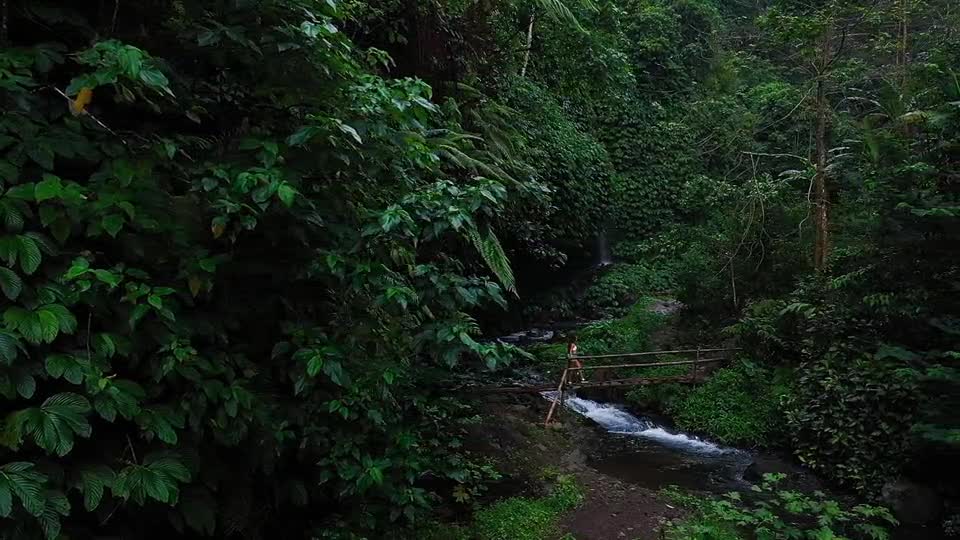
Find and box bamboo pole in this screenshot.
[565,357,725,373]
[691,346,700,379]
[567,347,740,361]
[566,375,699,388]
[543,369,569,426]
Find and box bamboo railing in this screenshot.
[542,347,740,426]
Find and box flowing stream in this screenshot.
[541,392,947,539]
[543,391,755,492]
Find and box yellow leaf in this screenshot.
[188,276,203,297]
[70,87,94,116]
[452,485,470,503]
[211,222,225,239]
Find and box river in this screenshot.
[542,391,947,539]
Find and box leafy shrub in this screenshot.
[624,363,690,412]
[670,362,791,447]
[499,78,613,263]
[578,299,664,355]
[417,523,471,540]
[614,228,690,267]
[786,355,919,495]
[663,474,898,540]
[523,343,568,376]
[474,474,583,540]
[582,263,677,316]
[0,3,529,538]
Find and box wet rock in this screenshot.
[495,328,555,345]
[881,479,942,525]
[743,461,761,483]
[648,299,683,315]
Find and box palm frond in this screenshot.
[534,0,597,32]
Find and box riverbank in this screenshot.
[448,389,936,540]
[456,288,948,540]
[456,393,689,540]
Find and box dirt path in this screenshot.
[556,445,685,540]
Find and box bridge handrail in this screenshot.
[566,347,740,361]
[543,346,740,426]
[566,356,725,372]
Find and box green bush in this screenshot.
[582,263,677,316]
[578,299,664,355]
[417,523,471,540]
[670,362,791,447]
[662,474,898,540]
[786,356,919,495]
[524,343,568,376]
[499,78,613,261]
[474,474,583,540]
[624,363,690,412]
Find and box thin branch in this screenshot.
[740,151,809,163]
[111,0,120,36]
[125,434,138,464]
[824,27,847,70]
[51,87,128,145]
[86,312,92,365]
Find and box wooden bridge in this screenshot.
[542,347,740,426]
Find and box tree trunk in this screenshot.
[813,29,832,271]
[897,0,909,86]
[521,13,536,77]
[1,0,8,46]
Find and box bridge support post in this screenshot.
[543,368,569,427]
[692,346,700,381]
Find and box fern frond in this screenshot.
[467,226,516,295]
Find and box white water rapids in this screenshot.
[542,391,729,455]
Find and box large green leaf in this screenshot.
[17,235,42,275]
[3,304,76,344]
[18,393,92,456]
[0,332,21,365]
[38,490,69,540]
[75,465,115,511]
[0,267,23,300]
[0,461,47,517]
[136,406,184,444]
[45,354,86,385]
[114,453,191,505]
[94,379,146,422]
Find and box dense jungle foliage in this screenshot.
[1,0,958,538]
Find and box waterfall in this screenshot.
[542,391,729,455]
[595,232,613,267]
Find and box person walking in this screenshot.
[567,340,587,383]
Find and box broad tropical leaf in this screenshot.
[114,453,191,505]
[0,461,47,517]
[17,393,92,456]
[74,465,115,511]
[0,267,23,300]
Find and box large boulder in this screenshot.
[881,479,943,525]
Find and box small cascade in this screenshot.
[594,232,613,267]
[542,391,728,455]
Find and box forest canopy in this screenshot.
[0,0,958,539]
